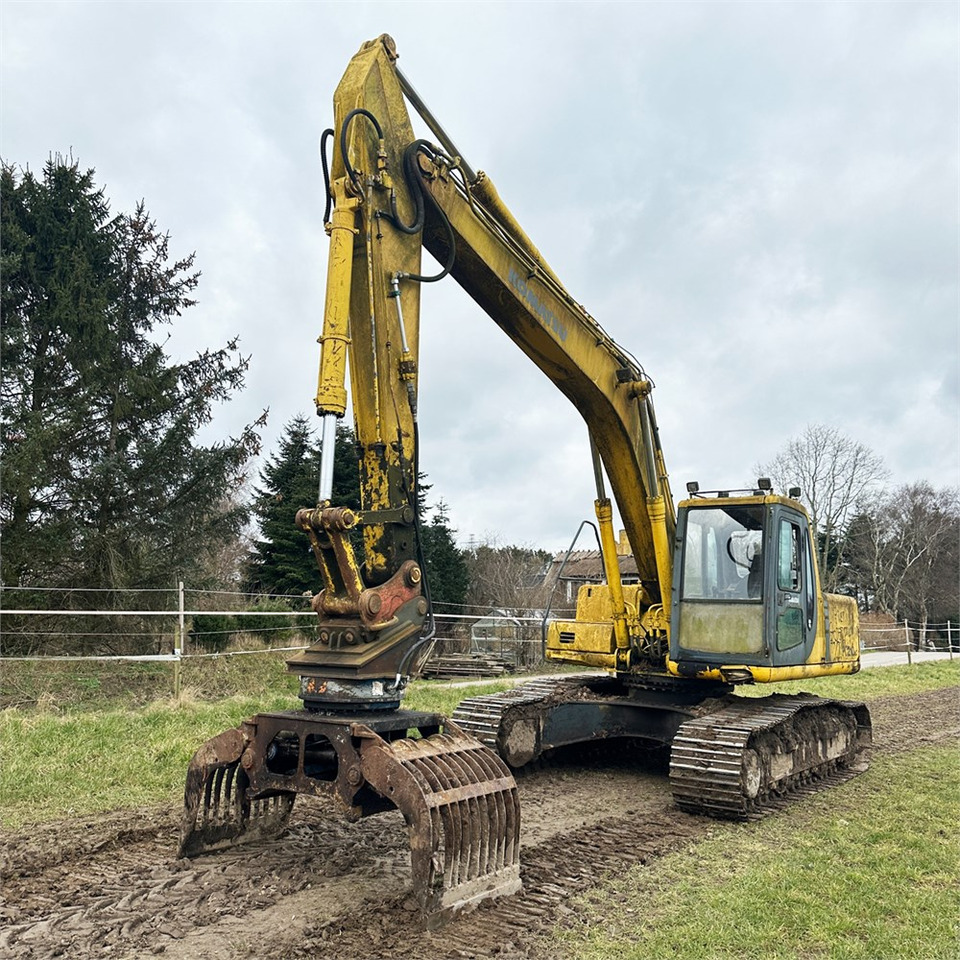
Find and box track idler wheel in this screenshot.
[178,725,295,858]
[357,725,522,928]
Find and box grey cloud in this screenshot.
[3,1,956,552]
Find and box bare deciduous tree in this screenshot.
[464,540,552,617]
[756,424,888,588]
[847,483,959,630]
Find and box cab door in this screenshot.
[773,511,816,665]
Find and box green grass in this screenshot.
[1,661,955,831]
[0,678,519,829]
[404,678,517,715]
[0,645,537,712]
[549,745,960,960]
[736,658,960,700]
[0,692,295,828]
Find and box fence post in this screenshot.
[950,621,955,661]
[174,580,185,699]
[904,620,912,665]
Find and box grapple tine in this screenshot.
[210,766,226,817]
[426,749,464,888]
[460,747,493,878]
[429,745,465,888]
[472,743,507,870]
[178,725,295,859]
[403,742,457,886]
[439,744,483,881]
[443,747,477,883]
[360,727,522,928]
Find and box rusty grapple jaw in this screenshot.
[357,724,522,927]
[178,712,520,927]
[178,724,295,859]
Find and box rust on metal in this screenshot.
[298,501,423,637]
[179,710,520,926]
[669,694,873,818]
[358,723,521,925]
[178,723,295,858]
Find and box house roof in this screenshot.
[548,549,639,580]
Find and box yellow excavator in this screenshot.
[179,35,871,926]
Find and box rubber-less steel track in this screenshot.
[454,679,872,822]
[669,693,872,819]
[452,677,584,749]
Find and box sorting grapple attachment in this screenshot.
[178,710,520,927]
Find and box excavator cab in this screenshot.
[668,485,861,683]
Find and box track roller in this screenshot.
[669,694,872,818]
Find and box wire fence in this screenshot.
[859,618,958,664]
[1,583,955,701]
[0,583,563,700]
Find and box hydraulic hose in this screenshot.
[386,139,428,234]
[397,141,456,283]
[391,418,436,690]
[384,139,457,283]
[339,108,384,188]
[319,128,334,224]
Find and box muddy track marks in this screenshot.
[1,685,956,960]
[1,801,413,959]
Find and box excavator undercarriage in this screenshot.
[453,676,872,818]
[180,710,521,927]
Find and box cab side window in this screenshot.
[777,518,804,651]
[778,520,801,592]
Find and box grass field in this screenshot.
[1,660,956,830]
[549,744,959,960]
[2,659,957,958]
[0,676,520,829]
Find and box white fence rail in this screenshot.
[2,583,956,698]
[0,583,560,696]
[859,619,958,666]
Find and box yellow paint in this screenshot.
[315,179,358,417]
[304,36,864,699]
[595,498,630,652]
[664,657,860,683]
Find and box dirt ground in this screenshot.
[2,686,957,960]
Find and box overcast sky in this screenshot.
[3,1,957,551]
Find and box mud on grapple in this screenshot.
[179,709,521,928]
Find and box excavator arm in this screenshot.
[289,37,430,705]
[179,40,528,926]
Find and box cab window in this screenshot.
[681,505,764,601]
[778,520,801,592]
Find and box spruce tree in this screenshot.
[420,500,469,611]
[247,415,320,597]
[246,417,359,597]
[1,157,259,599]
